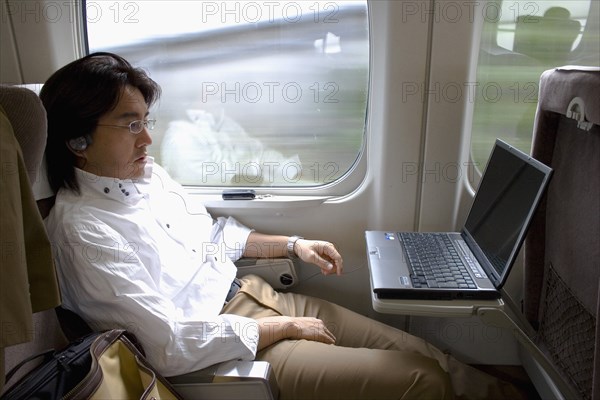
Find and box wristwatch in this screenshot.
[287,235,303,259]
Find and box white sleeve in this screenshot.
[211,216,254,262]
[54,220,258,377]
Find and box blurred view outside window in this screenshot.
[86,1,369,187]
[471,0,599,168]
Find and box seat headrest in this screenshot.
[0,85,47,185]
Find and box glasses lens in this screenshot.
[129,120,144,134]
[129,119,156,134]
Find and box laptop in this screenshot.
[366,139,552,300]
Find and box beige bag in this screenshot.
[65,329,182,400]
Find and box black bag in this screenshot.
[1,332,99,400]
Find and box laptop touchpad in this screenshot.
[377,246,405,261]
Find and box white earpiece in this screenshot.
[68,136,89,151]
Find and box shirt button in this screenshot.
[166,223,171,228]
[104,187,110,194]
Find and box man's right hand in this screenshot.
[255,316,336,351]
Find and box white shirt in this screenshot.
[45,158,258,376]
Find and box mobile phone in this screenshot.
[222,189,256,200]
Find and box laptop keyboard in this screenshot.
[399,232,477,289]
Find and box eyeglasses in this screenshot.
[97,119,156,134]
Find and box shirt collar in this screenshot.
[75,157,155,204]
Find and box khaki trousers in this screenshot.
[222,275,523,400]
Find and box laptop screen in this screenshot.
[463,140,552,285]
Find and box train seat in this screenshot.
[0,84,66,392]
[524,67,599,400]
[0,84,278,399]
[513,7,582,65]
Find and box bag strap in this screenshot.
[4,349,55,384]
[88,329,145,358]
[89,329,125,358]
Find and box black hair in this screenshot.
[40,52,161,193]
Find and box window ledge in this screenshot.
[197,194,332,209]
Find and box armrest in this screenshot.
[235,258,297,290]
[167,360,279,400]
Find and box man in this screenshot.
[42,52,524,399]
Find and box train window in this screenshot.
[471,0,598,167]
[85,1,369,188]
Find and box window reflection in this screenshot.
[471,0,598,169]
[87,1,369,187]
